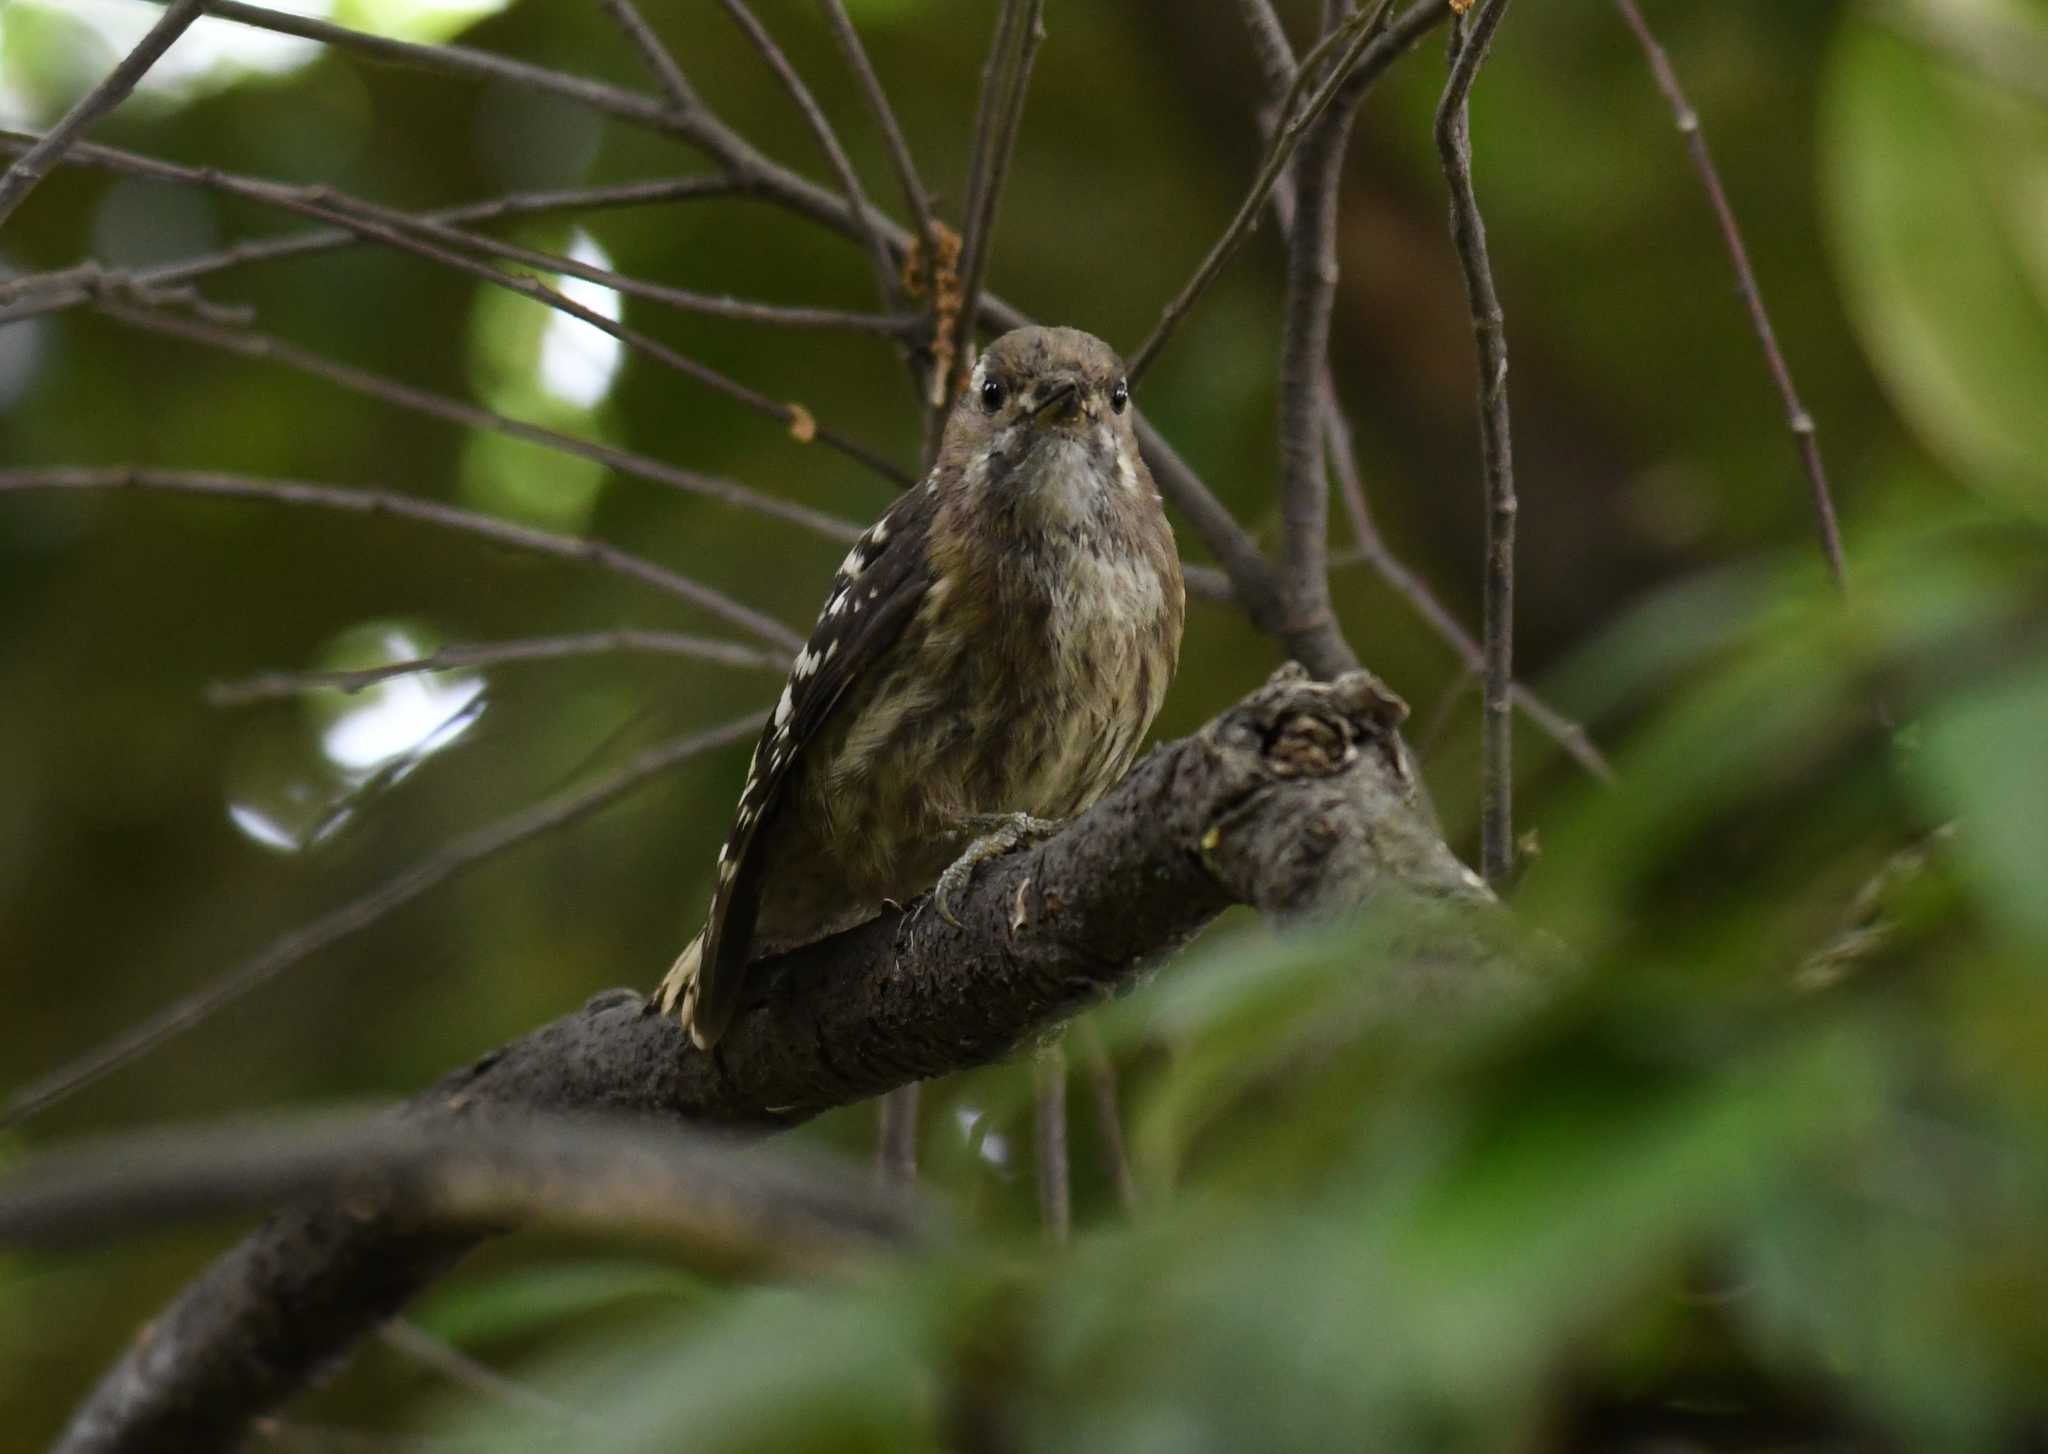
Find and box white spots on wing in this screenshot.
[867,587,879,601]
[793,645,820,678]
[840,546,867,581]
[827,591,847,617]
[716,840,728,865]
[823,640,839,664]
[718,859,736,883]
[774,684,794,727]
[868,519,889,545]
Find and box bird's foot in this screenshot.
[932,813,1063,927]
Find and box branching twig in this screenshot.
[0,175,747,322]
[207,630,787,708]
[596,0,703,116]
[1125,0,1393,385]
[718,0,902,310]
[1323,385,1613,782]
[1235,0,1301,95]
[0,468,801,650]
[0,0,205,230]
[951,0,1047,402]
[1435,0,1519,885]
[92,298,866,543]
[1612,0,1848,593]
[0,713,764,1128]
[0,132,910,482]
[817,0,937,253]
[0,1111,932,1264]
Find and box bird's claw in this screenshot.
[931,813,1062,927]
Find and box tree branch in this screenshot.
[951,0,1046,400]
[90,297,867,543]
[1612,0,1848,593]
[1435,0,1519,885]
[1,713,765,1128]
[49,667,1495,1454]
[0,0,205,230]
[206,629,786,708]
[817,0,937,255]
[0,468,801,651]
[0,1112,931,1265]
[717,0,902,311]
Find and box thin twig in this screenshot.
[0,132,910,483]
[1125,0,1393,385]
[1612,0,1848,593]
[0,713,764,1127]
[817,0,937,252]
[380,1322,579,1423]
[1436,0,1518,885]
[1033,1042,1071,1245]
[952,0,1046,400]
[93,298,866,543]
[1076,1018,1139,1215]
[718,0,902,310]
[1323,384,1613,781]
[0,175,747,322]
[0,468,802,651]
[208,630,788,708]
[596,0,703,115]
[0,0,205,230]
[875,1084,920,1187]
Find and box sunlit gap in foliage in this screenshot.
[0,0,519,126]
[461,228,622,533]
[225,621,484,854]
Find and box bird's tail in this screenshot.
[654,930,709,1047]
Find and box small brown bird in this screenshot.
[657,325,1185,1048]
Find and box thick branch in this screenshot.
[0,1113,931,1266]
[53,668,1493,1454]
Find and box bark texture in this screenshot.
[54,666,1489,1454]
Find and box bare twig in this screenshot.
[1323,386,1613,782]
[1076,1018,1139,1215]
[0,713,764,1128]
[378,1322,578,1423]
[0,468,801,651]
[596,0,703,115]
[875,1084,920,1187]
[91,299,866,543]
[0,174,749,323]
[951,0,1047,401]
[0,0,205,230]
[1435,0,1519,885]
[1125,0,1393,385]
[0,132,910,482]
[1612,0,1848,593]
[817,0,937,251]
[208,630,787,708]
[1033,1042,1071,1245]
[718,0,902,310]
[0,1111,933,1262]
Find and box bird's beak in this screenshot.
[1030,374,1084,426]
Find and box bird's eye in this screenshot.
[1110,378,1129,414]
[979,377,1006,413]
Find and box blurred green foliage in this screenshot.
[3,0,2046,1449]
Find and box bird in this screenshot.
[655,324,1185,1049]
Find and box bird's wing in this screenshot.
[685,483,937,1046]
